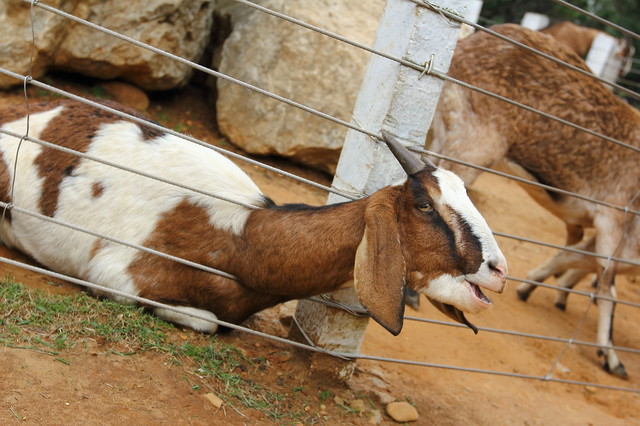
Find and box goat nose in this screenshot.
[488,258,507,281]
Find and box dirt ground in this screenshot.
[0,77,639,425]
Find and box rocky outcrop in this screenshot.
[215,0,385,173]
[0,0,214,90]
[1,0,387,172]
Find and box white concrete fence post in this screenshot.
[291,0,475,381]
[586,33,627,88]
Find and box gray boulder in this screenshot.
[0,0,214,90]
[215,0,384,173]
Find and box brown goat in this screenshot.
[429,24,639,377]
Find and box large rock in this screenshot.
[0,0,68,88]
[215,0,385,173]
[0,0,214,90]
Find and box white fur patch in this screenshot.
[422,273,485,314]
[434,168,507,274]
[0,107,63,256]
[154,306,219,334]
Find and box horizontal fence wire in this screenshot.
[23,0,640,160]
[2,0,638,396]
[232,0,640,149]
[0,128,261,211]
[5,0,640,223]
[21,1,379,142]
[411,145,640,218]
[1,183,638,311]
[0,200,238,281]
[404,316,640,355]
[2,192,638,351]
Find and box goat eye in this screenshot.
[417,203,433,212]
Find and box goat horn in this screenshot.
[380,130,427,175]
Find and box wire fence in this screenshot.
[0,0,638,396]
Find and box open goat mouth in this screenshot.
[466,280,492,305]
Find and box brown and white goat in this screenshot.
[428,24,639,377]
[0,99,507,336]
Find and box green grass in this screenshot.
[0,276,308,422]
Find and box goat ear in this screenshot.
[354,195,406,336]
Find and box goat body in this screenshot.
[0,99,506,336]
[429,24,639,376]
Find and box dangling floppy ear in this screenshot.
[354,189,407,335]
[380,131,479,334]
[353,131,429,335]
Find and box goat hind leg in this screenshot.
[154,306,220,334]
[553,268,590,310]
[595,270,627,378]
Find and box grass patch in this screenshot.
[0,276,305,422]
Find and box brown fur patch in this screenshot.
[10,99,166,217]
[0,102,69,221]
[88,239,104,262]
[129,199,288,324]
[541,22,603,57]
[237,201,367,297]
[397,174,479,286]
[91,181,105,198]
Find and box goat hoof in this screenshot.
[516,289,530,302]
[604,362,629,379]
[554,302,566,311]
[404,290,421,311]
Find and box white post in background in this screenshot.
[291,0,473,381]
[520,12,550,31]
[586,33,626,88]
